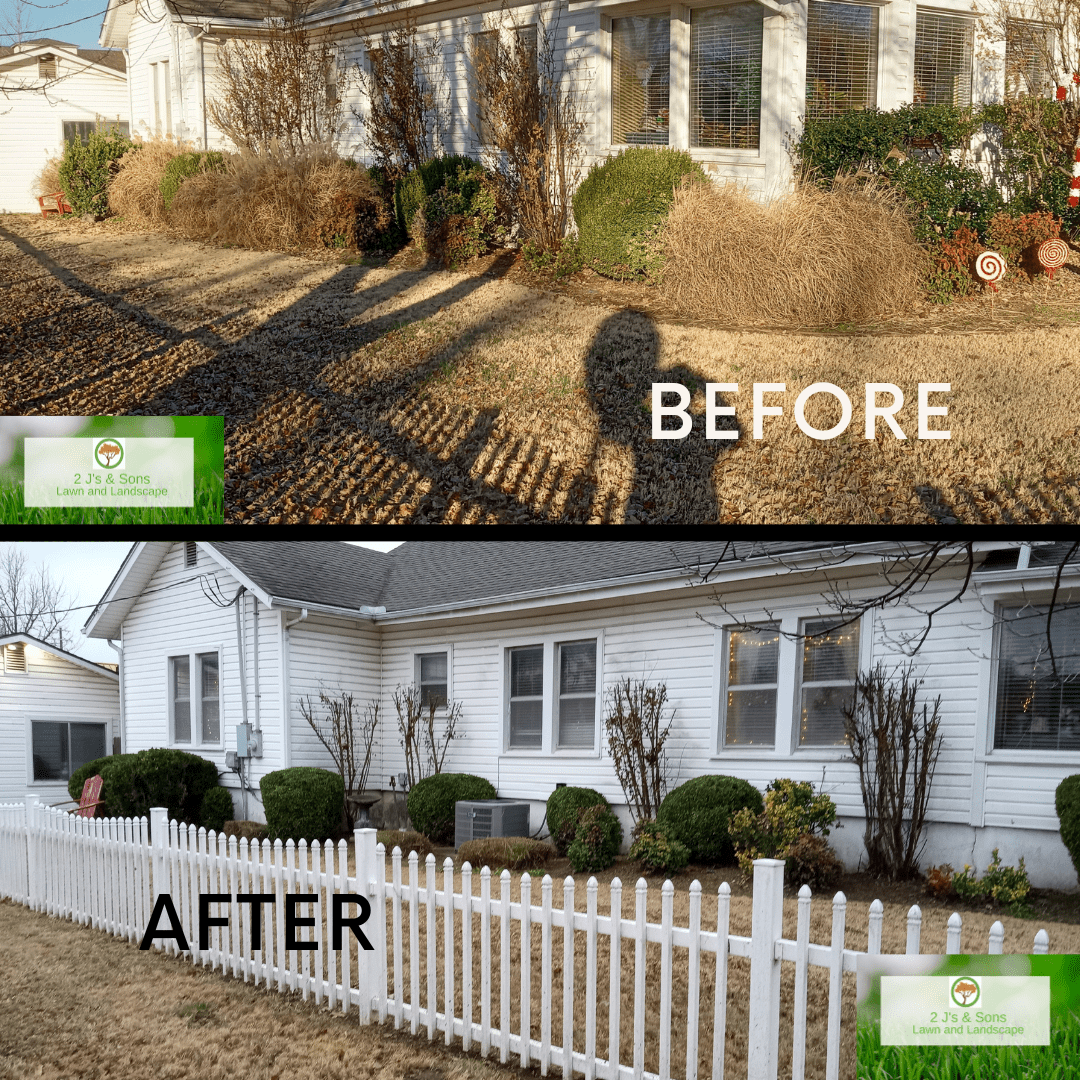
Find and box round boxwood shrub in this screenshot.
[160,150,225,210]
[629,820,689,875]
[407,773,497,845]
[200,786,235,835]
[67,754,132,804]
[572,147,707,280]
[260,767,345,843]
[567,804,623,873]
[95,748,221,824]
[1056,774,1080,884]
[657,775,764,865]
[546,786,610,855]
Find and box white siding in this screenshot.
[0,644,118,804]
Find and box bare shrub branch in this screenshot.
[394,684,462,787]
[605,677,675,826]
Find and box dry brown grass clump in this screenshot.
[168,142,388,251]
[108,136,191,225]
[378,829,436,859]
[33,156,63,196]
[661,179,927,326]
[456,836,556,871]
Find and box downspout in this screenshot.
[171,19,183,138]
[107,636,124,754]
[253,593,260,737]
[123,49,133,135]
[193,23,210,149]
[281,608,308,771]
[234,588,249,820]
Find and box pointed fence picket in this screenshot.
[0,798,1054,1080]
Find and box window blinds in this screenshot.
[612,16,671,145]
[1006,19,1055,99]
[914,11,973,106]
[691,4,764,149]
[805,1,878,121]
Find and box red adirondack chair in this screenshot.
[51,774,105,817]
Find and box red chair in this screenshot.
[51,774,105,817]
[37,191,72,218]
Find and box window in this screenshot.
[39,55,56,80]
[806,1,878,120]
[4,642,27,674]
[556,640,597,748]
[32,721,107,782]
[1006,19,1055,99]
[914,11,973,107]
[691,4,763,150]
[472,27,536,146]
[993,603,1080,751]
[169,651,221,745]
[612,15,671,145]
[797,618,860,745]
[505,636,601,752]
[721,624,779,746]
[418,652,448,709]
[63,120,131,146]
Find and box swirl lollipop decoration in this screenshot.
[975,250,1006,291]
[1038,237,1069,280]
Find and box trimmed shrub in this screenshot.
[1056,774,1080,884]
[925,863,955,898]
[407,773,497,845]
[59,125,138,216]
[394,154,478,237]
[413,160,505,268]
[784,834,843,891]
[99,748,220,824]
[952,849,1031,913]
[67,755,128,804]
[546,787,610,856]
[657,775,763,865]
[457,836,555,872]
[986,210,1060,275]
[199,786,235,834]
[629,820,689,875]
[567,804,623,873]
[572,147,707,280]
[377,829,436,860]
[260,767,345,843]
[922,226,985,302]
[160,150,226,210]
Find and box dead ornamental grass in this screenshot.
[662,181,926,327]
[32,156,63,198]
[109,135,192,226]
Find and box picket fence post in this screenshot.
[149,807,168,914]
[354,827,378,1024]
[746,859,784,1080]
[24,794,39,911]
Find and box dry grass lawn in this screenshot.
[2,213,1079,522]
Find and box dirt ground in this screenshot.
[2,212,1080,523]
[10,843,1073,1080]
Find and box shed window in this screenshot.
[691,4,763,149]
[806,0,878,120]
[612,15,671,145]
[63,120,130,145]
[914,11,973,106]
[722,624,780,746]
[797,618,860,745]
[994,604,1080,751]
[32,721,107,782]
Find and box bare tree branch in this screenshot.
[0,546,72,647]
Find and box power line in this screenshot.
[1,0,137,40]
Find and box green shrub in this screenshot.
[728,778,838,876]
[58,125,138,216]
[629,820,689,875]
[567,804,623,873]
[160,151,225,210]
[657,775,763,865]
[546,787,610,855]
[417,161,505,268]
[457,836,556,872]
[67,755,129,804]
[99,748,220,824]
[952,849,1032,914]
[394,154,478,237]
[260,767,344,843]
[199,786,235,834]
[377,829,436,860]
[1055,774,1080,884]
[572,147,707,280]
[407,773,497,845]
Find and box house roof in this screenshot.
[0,632,120,680]
[0,39,126,73]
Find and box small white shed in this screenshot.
[0,40,129,214]
[0,632,120,807]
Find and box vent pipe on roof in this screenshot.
[1016,544,1032,571]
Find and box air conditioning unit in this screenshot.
[455,800,530,848]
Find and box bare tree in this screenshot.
[0,546,71,648]
[209,0,355,155]
[604,677,675,826]
[393,683,461,788]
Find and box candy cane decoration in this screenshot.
[1038,237,1069,279]
[1070,129,1080,207]
[975,250,1006,289]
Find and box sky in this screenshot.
[2,540,403,664]
[0,0,113,50]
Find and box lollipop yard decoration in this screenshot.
[975,250,1006,315]
[1038,237,1069,280]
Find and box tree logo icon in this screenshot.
[951,977,980,1007]
[94,438,124,469]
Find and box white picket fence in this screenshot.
[0,797,1052,1080]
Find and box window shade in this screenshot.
[724,625,780,746]
[200,653,220,743]
[510,646,543,747]
[1006,19,1055,99]
[914,10,973,106]
[806,1,878,120]
[612,16,671,145]
[691,4,763,149]
[558,641,596,748]
[994,604,1080,751]
[173,656,191,743]
[799,618,859,745]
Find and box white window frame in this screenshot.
[166,646,224,748]
[413,644,453,711]
[718,621,781,748]
[794,615,863,748]
[499,631,604,756]
[26,716,110,786]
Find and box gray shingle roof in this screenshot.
[0,40,126,72]
[209,541,836,615]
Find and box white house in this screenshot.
[80,540,1080,890]
[96,0,1047,200]
[0,632,120,806]
[0,39,129,214]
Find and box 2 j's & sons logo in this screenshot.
[951,977,981,1007]
[93,438,124,469]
